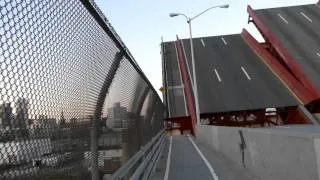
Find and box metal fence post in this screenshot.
[91,52,124,180]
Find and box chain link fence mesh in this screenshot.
[0,0,164,179]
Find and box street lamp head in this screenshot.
[220,4,229,8]
[169,13,179,17]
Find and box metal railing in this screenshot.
[107,129,166,180]
[0,0,164,179]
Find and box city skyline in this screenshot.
[0,99,150,130]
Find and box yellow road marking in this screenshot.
[243,37,303,104]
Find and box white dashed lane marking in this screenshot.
[278,13,288,24]
[214,69,222,82]
[221,37,227,45]
[201,38,205,47]
[241,66,252,80]
[300,12,312,22]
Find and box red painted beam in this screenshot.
[285,107,310,124]
[175,38,196,135]
[166,116,190,122]
[247,5,320,101]
[241,29,315,104]
[166,116,193,134]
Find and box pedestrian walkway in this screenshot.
[150,134,258,180]
[166,135,216,180]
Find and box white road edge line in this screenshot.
[164,136,172,180]
[201,38,206,47]
[221,37,227,45]
[278,13,288,24]
[214,69,222,82]
[300,12,312,22]
[188,137,219,180]
[241,66,251,80]
[317,52,320,58]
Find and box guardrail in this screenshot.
[106,129,166,180]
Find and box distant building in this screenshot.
[37,115,57,129]
[28,115,58,138]
[37,115,57,128]
[15,98,29,129]
[107,103,128,129]
[0,103,13,129]
[60,111,66,126]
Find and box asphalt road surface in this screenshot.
[181,34,299,114]
[254,3,320,91]
[162,41,188,118]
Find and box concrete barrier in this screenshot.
[196,125,320,180]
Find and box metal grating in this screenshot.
[0,0,164,179]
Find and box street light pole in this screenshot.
[170,4,229,125]
[187,18,201,125]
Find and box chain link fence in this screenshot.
[0,0,164,179]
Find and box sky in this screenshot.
[95,0,316,97]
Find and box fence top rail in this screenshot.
[80,0,162,102]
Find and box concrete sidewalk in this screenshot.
[150,135,258,180]
[169,135,213,180]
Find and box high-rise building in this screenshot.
[60,110,66,126]
[0,103,13,129]
[15,98,29,129]
[107,102,128,129]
